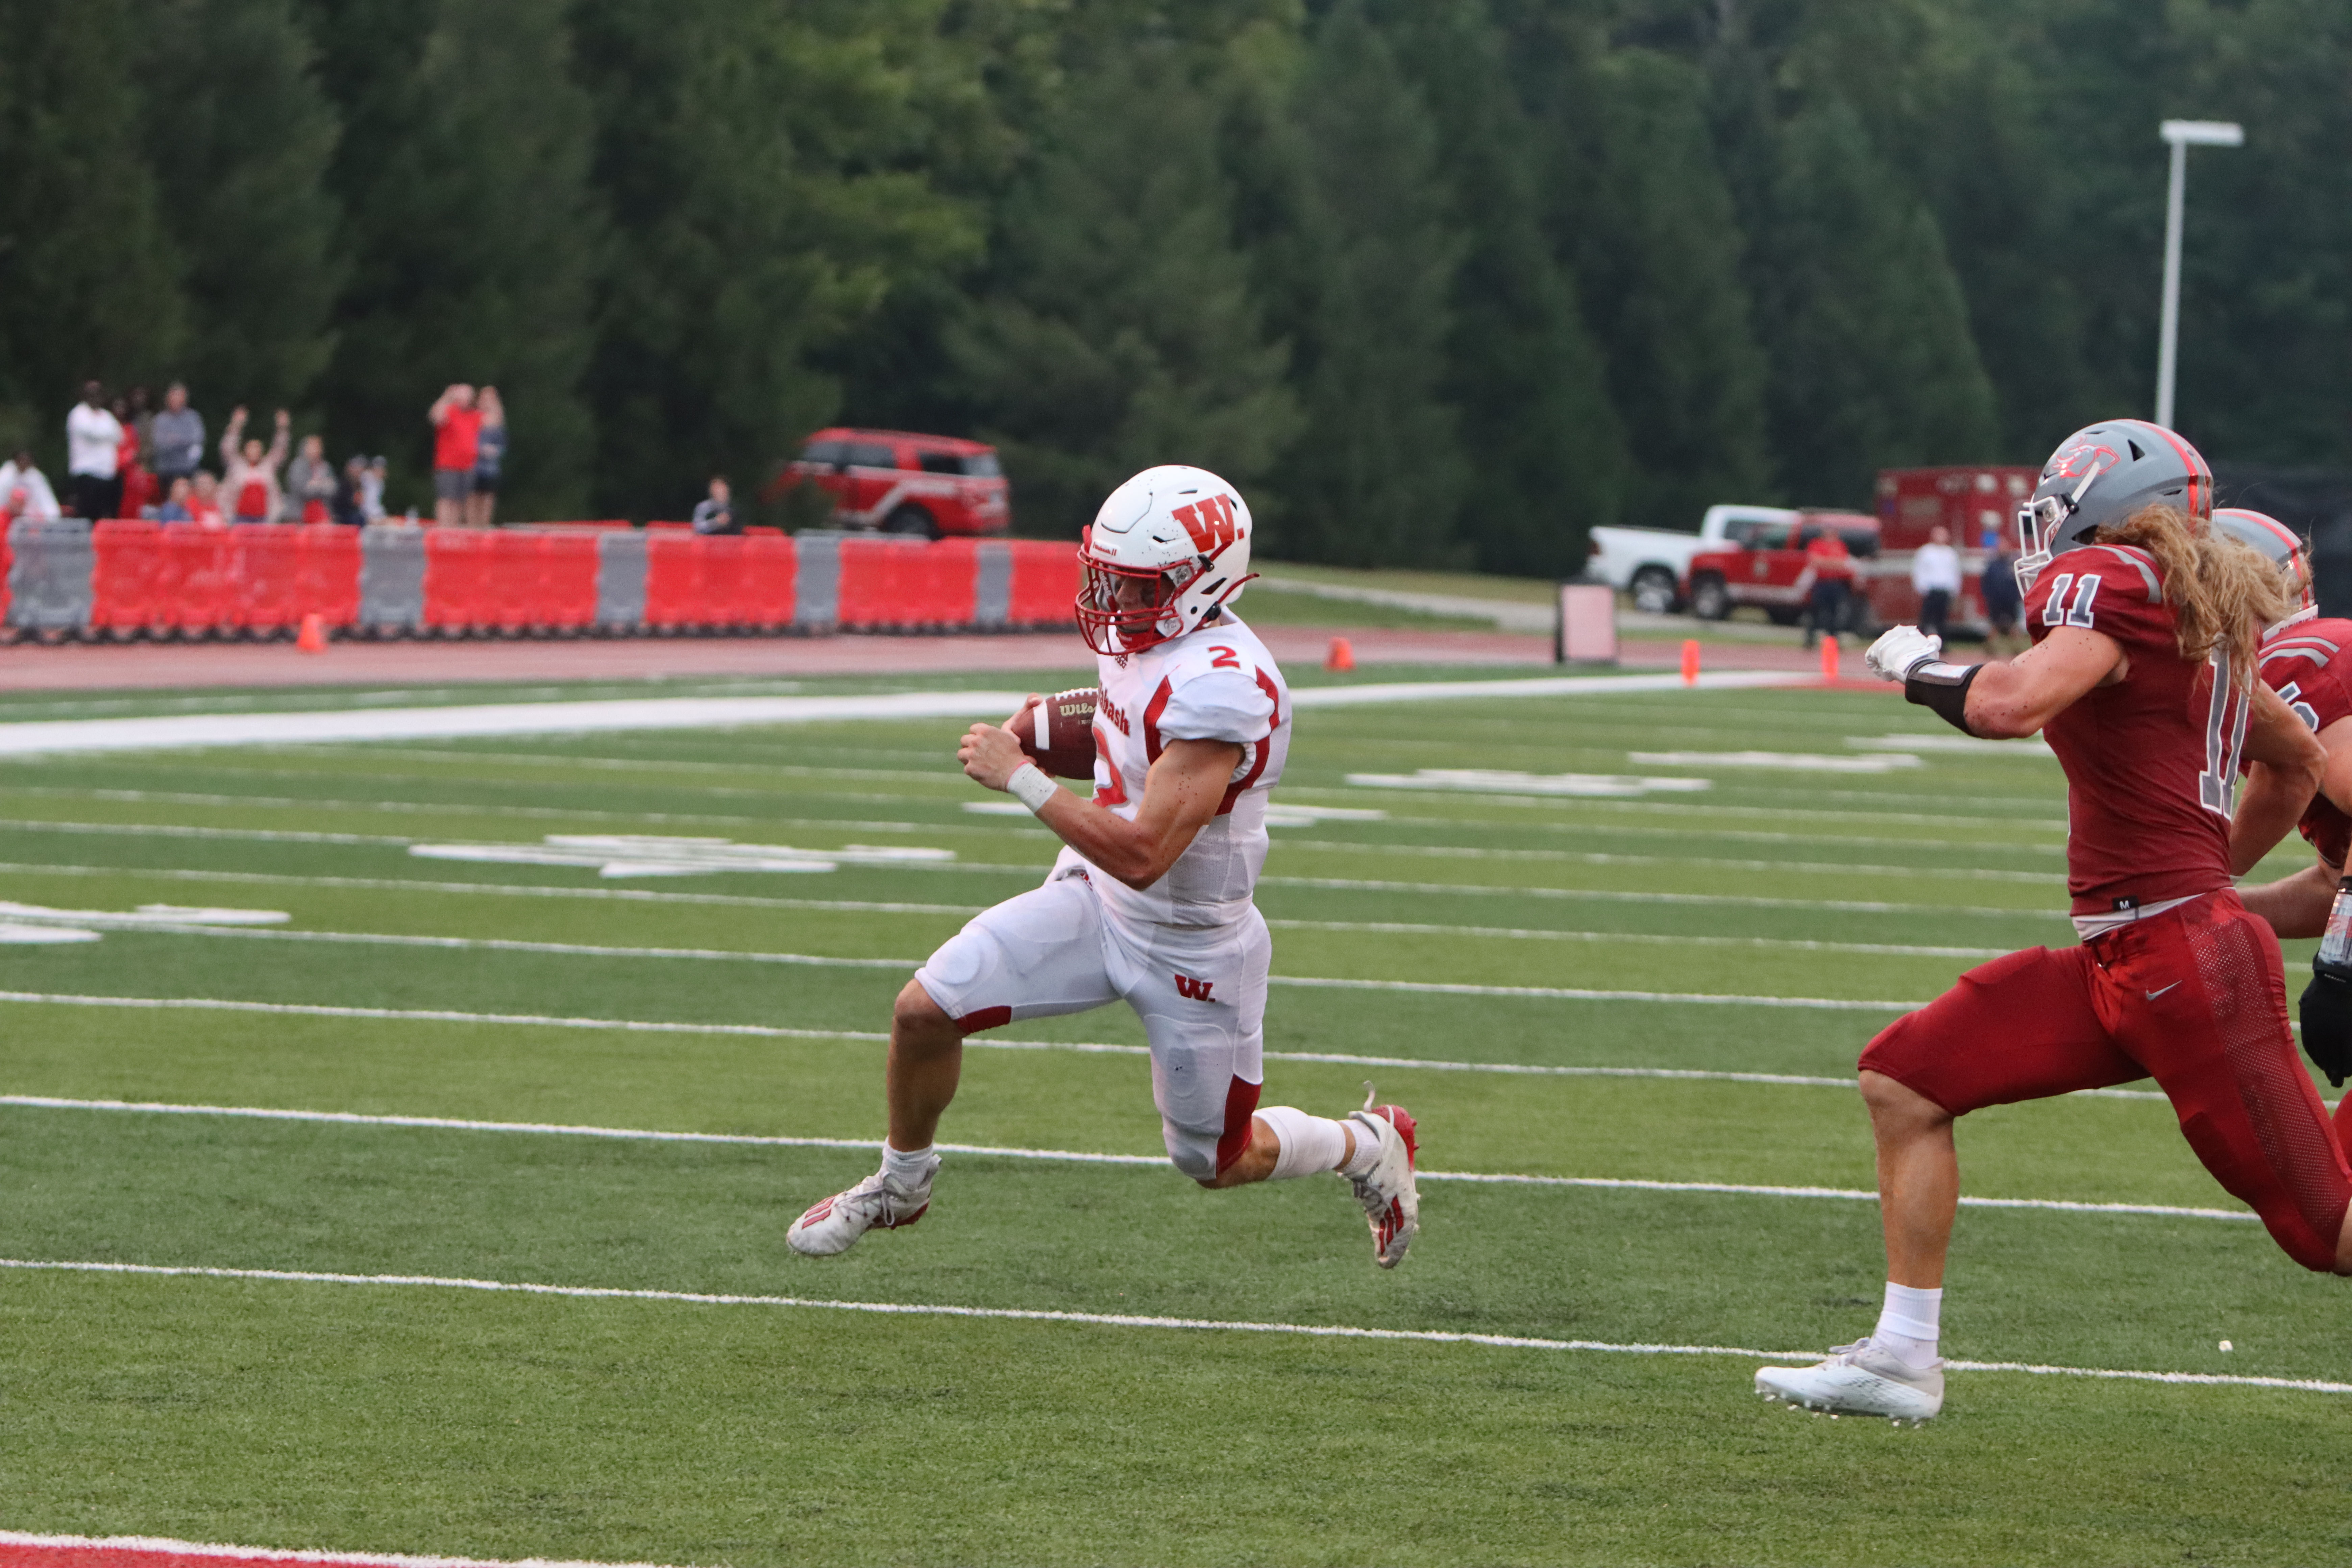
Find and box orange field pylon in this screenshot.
[1325,636,1355,672]
[297,613,328,654]
[1819,634,1839,684]
[1680,639,1700,686]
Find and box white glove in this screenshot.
[1864,625,1942,684]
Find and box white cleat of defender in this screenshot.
[1347,1085,1419,1269]
[786,1158,938,1257]
[1755,1340,1944,1421]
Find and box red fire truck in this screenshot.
[1854,465,2038,634]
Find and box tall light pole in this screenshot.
[2155,118,2243,431]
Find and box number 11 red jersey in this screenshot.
[2024,543,2246,917]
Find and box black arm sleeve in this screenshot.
[1903,660,1983,737]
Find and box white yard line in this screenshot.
[1274,839,2065,884]
[1260,875,2066,921]
[0,1094,2221,1214]
[1264,920,2004,960]
[0,672,1811,758]
[1,1257,2336,1396]
[0,1532,682,1568]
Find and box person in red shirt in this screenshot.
[1755,420,2346,1422]
[428,383,482,526]
[1798,524,1856,650]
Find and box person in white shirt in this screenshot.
[786,465,1422,1270]
[1910,524,1963,640]
[65,382,125,520]
[0,451,63,522]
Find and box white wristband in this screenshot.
[1006,762,1060,814]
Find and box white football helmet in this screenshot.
[1076,465,1256,656]
[2212,506,2317,632]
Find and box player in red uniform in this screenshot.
[2211,509,2352,1094]
[1755,422,2344,1421]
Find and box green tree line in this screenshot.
[1,0,2343,570]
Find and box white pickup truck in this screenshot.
[1586,505,1797,614]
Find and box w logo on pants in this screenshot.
[1173,972,1217,1003]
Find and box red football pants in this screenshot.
[1860,890,2352,1271]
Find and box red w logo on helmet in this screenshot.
[1172,494,1238,555]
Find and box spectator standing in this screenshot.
[65,382,124,520]
[220,406,291,523]
[113,395,154,519]
[0,450,62,522]
[467,385,506,527]
[156,477,195,523]
[691,475,736,535]
[362,456,388,522]
[149,383,206,490]
[1980,527,2025,657]
[1910,524,1961,641]
[188,472,227,529]
[284,434,339,523]
[332,455,369,527]
[1800,524,1856,650]
[428,384,481,526]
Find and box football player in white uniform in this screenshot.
[788,465,1420,1266]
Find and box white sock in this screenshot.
[1255,1106,1347,1180]
[881,1143,936,1184]
[1872,1281,1942,1369]
[1338,1116,1383,1177]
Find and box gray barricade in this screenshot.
[7,518,94,629]
[596,529,648,629]
[358,525,427,631]
[794,531,841,632]
[974,538,1012,630]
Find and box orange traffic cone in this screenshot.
[1819,634,1840,684]
[297,613,328,654]
[1325,636,1355,672]
[1680,638,1701,686]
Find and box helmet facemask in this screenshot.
[2014,473,2100,596]
[1077,542,1193,656]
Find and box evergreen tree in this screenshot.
[1749,94,1997,506]
[308,0,600,518]
[137,0,342,417]
[1552,44,1774,528]
[949,45,1298,536]
[1261,1,1466,567]
[1369,0,1629,575]
[574,0,980,521]
[0,0,185,460]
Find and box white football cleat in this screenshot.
[1346,1085,1419,1269]
[786,1159,937,1257]
[1755,1340,1944,1420]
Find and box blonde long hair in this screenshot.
[2091,504,2293,687]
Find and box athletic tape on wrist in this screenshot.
[1903,660,1982,737]
[1006,762,1060,814]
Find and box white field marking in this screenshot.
[0,671,1810,759]
[1289,787,2070,833]
[1259,875,2069,921]
[1626,751,1926,774]
[1266,976,1919,1010]
[0,1095,2268,1222]
[20,922,1925,1007]
[409,834,956,878]
[0,816,410,845]
[1275,840,2066,885]
[0,899,288,928]
[1264,919,2004,960]
[1851,732,2056,757]
[0,1532,685,1568]
[7,1258,2342,1398]
[0,923,100,944]
[0,861,986,916]
[1335,813,2064,858]
[1343,770,1712,799]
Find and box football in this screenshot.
[1010,686,1101,778]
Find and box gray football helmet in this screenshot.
[2015,419,2212,594]
[2213,506,2315,631]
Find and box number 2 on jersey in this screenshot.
[2198,649,2252,818]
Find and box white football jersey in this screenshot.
[1054,609,1291,928]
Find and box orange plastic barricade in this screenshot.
[534,530,603,631]
[917,538,980,629]
[291,526,362,629]
[423,527,496,632]
[739,531,796,629]
[233,525,307,633]
[642,528,709,629]
[91,520,166,634]
[1006,538,1080,627]
[834,537,912,630]
[158,526,238,636]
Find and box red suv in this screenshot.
[1684,511,1881,628]
[771,427,1011,538]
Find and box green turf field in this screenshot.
[0,671,2346,1566]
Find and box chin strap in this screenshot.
[1903,660,1983,737]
